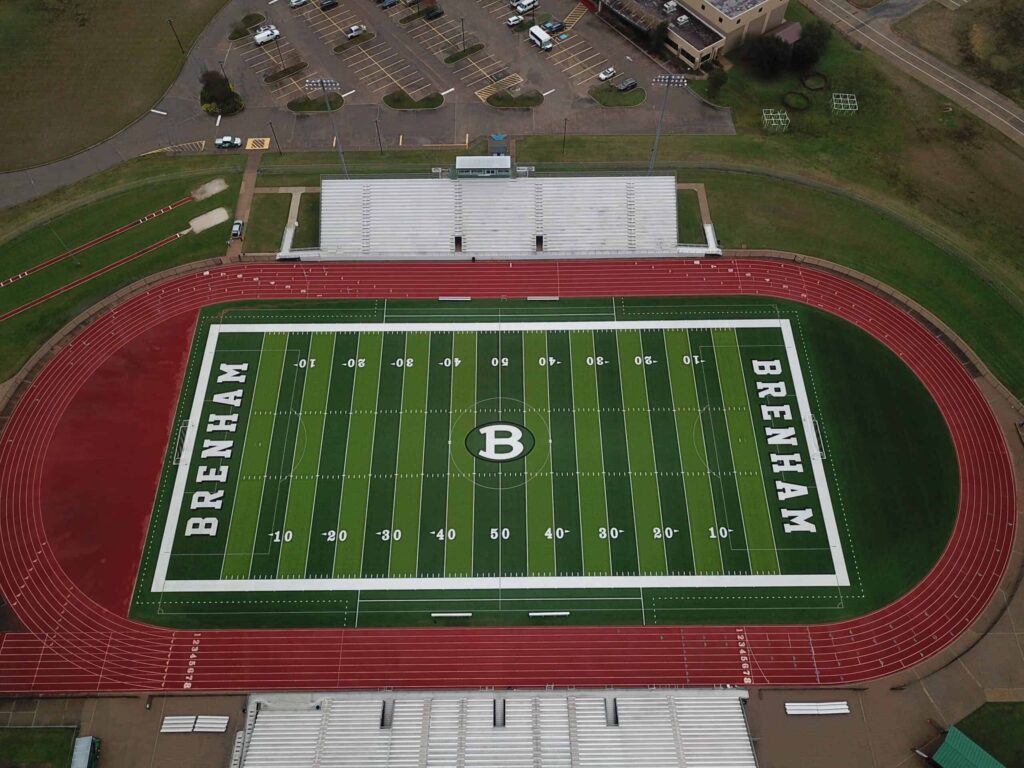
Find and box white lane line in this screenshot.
[542,88,555,96]
[440,87,455,96]
[342,89,356,97]
[150,108,168,115]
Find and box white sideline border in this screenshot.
[151,319,849,593]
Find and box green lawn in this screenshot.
[676,190,704,244]
[246,194,292,253]
[686,170,1024,398]
[957,703,1024,767]
[384,90,444,110]
[293,194,321,249]
[255,145,485,187]
[0,0,230,170]
[0,161,241,381]
[0,727,76,768]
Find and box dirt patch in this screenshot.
[192,178,228,201]
[189,207,230,234]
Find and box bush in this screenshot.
[200,70,244,116]
[790,39,820,70]
[707,68,728,98]
[800,19,832,54]
[648,21,669,53]
[746,36,791,77]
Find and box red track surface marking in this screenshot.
[0,260,1013,693]
[0,197,193,288]
[0,233,184,323]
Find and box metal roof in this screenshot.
[239,689,757,768]
[932,728,1004,768]
[455,156,512,170]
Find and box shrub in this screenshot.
[200,70,233,106]
[745,36,791,77]
[800,19,832,54]
[790,39,820,70]
[648,21,669,53]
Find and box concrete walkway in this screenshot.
[803,0,1024,146]
[226,153,262,261]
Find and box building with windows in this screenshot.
[597,0,788,68]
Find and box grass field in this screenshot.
[246,195,292,253]
[131,296,956,629]
[0,0,229,171]
[957,703,1024,767]
[676,191,705,244]
[0,169,241,381]
[0,727,76,768]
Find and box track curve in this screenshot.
[0,259,1014,692]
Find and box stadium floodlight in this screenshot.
[305,78,348,179]
[648,75,688,175]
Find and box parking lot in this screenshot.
[229,24,322,103]
[303,0,438,99]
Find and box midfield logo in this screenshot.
[465,422,535,463]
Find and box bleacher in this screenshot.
[307,176,679,260]
[238,689,756,767]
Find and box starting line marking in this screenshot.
[529,611,570,617]
[431,612,472,618]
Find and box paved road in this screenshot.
[804,0,1024,146]
[0,0,732,210]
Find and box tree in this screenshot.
[800,19,832,54]
[746,36,791,77]
[648,21,669,53]
[790,39,820,70]
[200,70,233,107]
[707,68,728,98]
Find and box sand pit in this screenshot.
[189,207,230,234]
[192,178,228,201]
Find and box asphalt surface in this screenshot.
[0,0,733,209]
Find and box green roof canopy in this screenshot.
[932,727,1005,768]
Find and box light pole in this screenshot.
[167,18,185,54]
[648,74,686,176]
[268,121,283,155]
[374,118,384,155]
[461,17,466,51]
[219,60,227,80]
[306,78,349,179]
[562,116,568,155]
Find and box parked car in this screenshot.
[541,19,565,33]
[424,5,444,19]
[514,0,537,12]
[506,14,524,26]
[253,25,280,45]
[381,0,400,8]
[598,66,616,81]
[288,0,309,7]
[214,136,242,148]
[231,220,245,239]
[344,24,366,38]
[320,0,339,9]
[615,77,638,91]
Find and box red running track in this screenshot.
[0,260,1014,693]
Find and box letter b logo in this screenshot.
[465,422,534,463]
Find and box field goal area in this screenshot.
[150,318,848,596]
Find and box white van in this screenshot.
[253,25,281,45]
[528,24,552,50]
[515,0,538,12]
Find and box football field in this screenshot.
[149,315,846,600]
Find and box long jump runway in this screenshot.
[0,259,1013,692]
